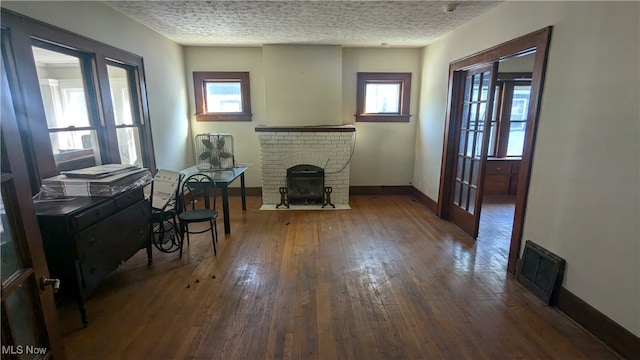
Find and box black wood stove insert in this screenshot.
[286,164,324,204]
[276,164,335,208]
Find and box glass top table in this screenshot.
[180,165,250,234]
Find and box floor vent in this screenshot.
[516,240,566,305]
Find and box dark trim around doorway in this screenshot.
[437,27,553,274]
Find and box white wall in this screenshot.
[2,1,191,172]
[342,48,422,186]
[415,1,640,336]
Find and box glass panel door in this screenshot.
[1,55,65,359]
[449,63,497,238]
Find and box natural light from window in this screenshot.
[205,81,242,113]
[364,83,400,113]
[32,45,101,170]
[108,64,142,167]
[507,85,531,156]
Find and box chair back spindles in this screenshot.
[178,173,219,257]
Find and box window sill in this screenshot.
[355,114,410,123]
[195,113,252,122]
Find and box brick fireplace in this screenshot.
[255,125,355,206]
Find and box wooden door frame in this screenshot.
[437,27,553,273]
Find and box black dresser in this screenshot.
[35,186,151,327]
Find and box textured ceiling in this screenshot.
[103,1,502,47]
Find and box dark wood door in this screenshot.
[449,63,497,238]
[1,55,66,359]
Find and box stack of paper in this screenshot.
[42,167,150,197]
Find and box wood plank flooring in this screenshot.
[56,195,620,359]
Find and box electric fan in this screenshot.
[194,132,235,170]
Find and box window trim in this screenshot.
[193,71,252,122]
[356,72,411,122]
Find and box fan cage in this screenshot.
[194,132,235,170]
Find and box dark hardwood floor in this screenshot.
[56,195,620,359]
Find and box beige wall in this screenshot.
[183,46,422,187]
[263,44,342,126]
[415,1,640,336]
[184,47,265,187]
[342,48,422,186]
[2,1,191,172]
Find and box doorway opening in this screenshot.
[477,54,534,263]
[437,27,553,273]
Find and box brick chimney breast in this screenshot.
[255,125,355,206]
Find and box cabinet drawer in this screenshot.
[77,252,118,298]
[76,231,102,260]
[75,199,150,298]
[115,200,150,262]
[73,201,116,230]
[486,162,512,174]
[114,186,145,209]
[485,174,510,195]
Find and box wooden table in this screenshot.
[180,165,249,234]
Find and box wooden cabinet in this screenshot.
[509,162,521,195]
[484,159,521,195]
[35,186,151,326]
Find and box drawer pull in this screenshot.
[496,167,501,171]
[90,267,96,274]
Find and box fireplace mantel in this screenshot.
[255,125,355,133]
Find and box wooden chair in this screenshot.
[178,173,219,257]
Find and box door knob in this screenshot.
[40,277,61,293]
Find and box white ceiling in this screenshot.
[102,1,502,47]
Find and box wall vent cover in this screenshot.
[516,240,566,305]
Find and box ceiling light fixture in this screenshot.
[443,3,459,13]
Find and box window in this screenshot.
[488,73,532,158]
[356,72,411,122]
[1,10,156,189]
[193,71,252,121]
[107,63,144,167]
[31,44,102,171]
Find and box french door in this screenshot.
[1,56,65,359]
[448,63,498,238]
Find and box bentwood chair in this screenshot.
[148,170,183,253]
[178,173,219,257]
